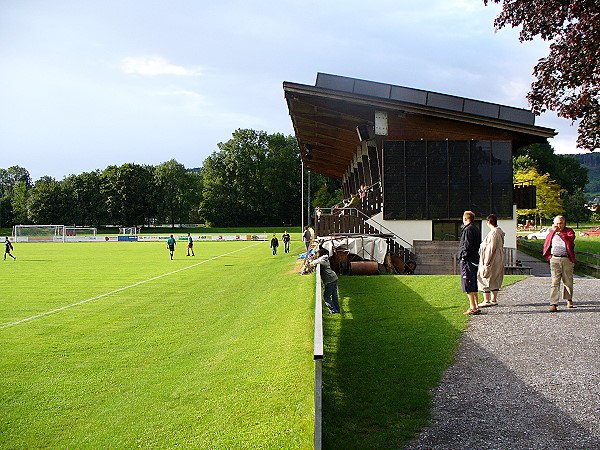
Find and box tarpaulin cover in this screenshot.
[320,236,388,264]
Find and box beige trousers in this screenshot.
[549,256,574,305]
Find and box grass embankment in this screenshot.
[0,240,314,448]
[523,235,600,255]
[521,235,600,278]
[322,274,525,448]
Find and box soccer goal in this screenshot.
[65,227,97,237]
[119,227,140,235]
[13,224,66,242]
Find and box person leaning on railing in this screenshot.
[309,248,341,314]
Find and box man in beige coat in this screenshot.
[477,214,505,307]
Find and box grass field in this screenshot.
[0,240,314,448]
[322,274,525,448]
[524,235,600,254]
[571,235,600,255]
[1,238,529,448]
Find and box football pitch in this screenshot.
[0,240,315,448]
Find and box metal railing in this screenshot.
[313,264,323,449]
[316,207,413,252]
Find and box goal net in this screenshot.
[119,227,140,235]
[13,224,66,242]
[65,227,97,237]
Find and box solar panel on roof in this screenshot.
[314,72,536,126]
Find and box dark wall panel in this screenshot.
[470,140,492,216]
[426,141,448,219]
[448,141,470,218]
[405,141,427,219]
[383,140,513,221]
[491,141,513,215]
[383,141,405,219]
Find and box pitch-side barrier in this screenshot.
[314,264,324,449]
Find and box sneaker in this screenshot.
[549,304,557,312]
[567,301,574,308]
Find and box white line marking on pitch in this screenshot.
[0,243,261,330]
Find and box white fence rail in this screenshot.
[314,264,323,449]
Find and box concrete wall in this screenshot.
[496,205,517,249]
[367,207,518,250]
[366,212,432,248]
[367,207,518,274]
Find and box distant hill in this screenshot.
[567,153,600,199]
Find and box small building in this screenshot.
[284,73,554,274]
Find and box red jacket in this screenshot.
[543,227,576,263]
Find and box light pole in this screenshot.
[307,170,311,227]
[301,159,304,231]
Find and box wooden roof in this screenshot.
[284,73,556,179]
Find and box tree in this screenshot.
[62,171,104,226]
[11,181,30,224]
[512,155,537,173]
[27,177,69,224]
[262,133,301,226]
[200,129,266,227]
[154,160,201,227]
[313,184,335,209]
[514,166,565,225]
[563,188,591,227]
[0,166,32,227]
[0,166,32,195]
[200,129,302,227]
[485,0,600,151]
[516,143,588,193]
[101,164,157,226]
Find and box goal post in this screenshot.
[65,227,97,237]
[119,227,140,235]
[13,225,66,242]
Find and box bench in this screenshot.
[504,264,533,275]
[504,248,532,275]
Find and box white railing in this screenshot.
[314,264,323,449]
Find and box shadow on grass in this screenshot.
[322,275,467,449]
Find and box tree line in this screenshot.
[4,129,586,229]
[513,143,595,225]
[0,130,341,229]
[0,160,202,229]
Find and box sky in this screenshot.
[0,0,583,182]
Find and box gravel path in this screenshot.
[405,268,600,449]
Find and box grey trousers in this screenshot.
[550,256,574,305]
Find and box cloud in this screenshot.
[121,56,202,76]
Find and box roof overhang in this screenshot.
[284,74,556,179]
